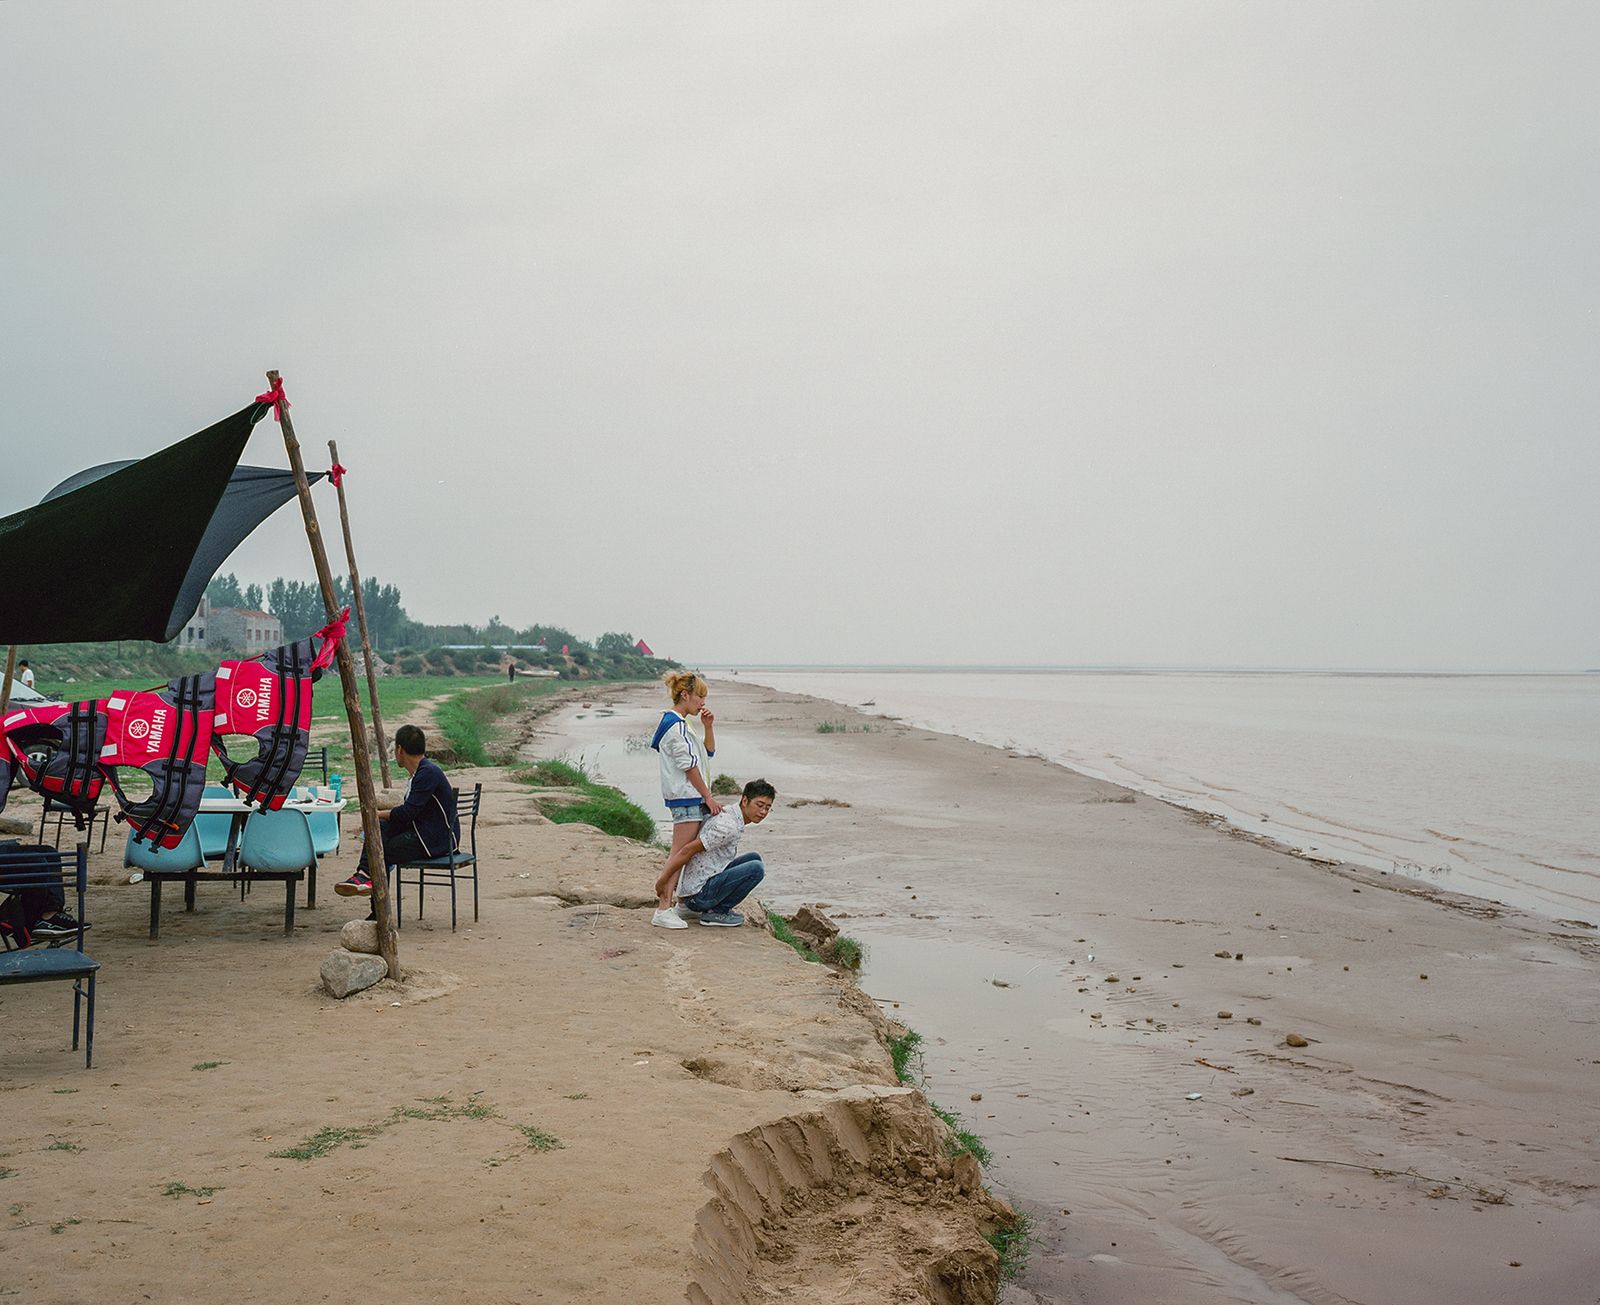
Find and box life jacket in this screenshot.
[99,675,216,849]
[0,700,108,826]
[210,609,348,810]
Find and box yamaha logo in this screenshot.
[128,719,151,740]
[237,689,259,708]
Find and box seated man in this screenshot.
[335,724,460,902]
[659,779,775,927]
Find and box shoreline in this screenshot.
[708,669,1599,924]
[538,679,1600,1304]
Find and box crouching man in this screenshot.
[661,779,775,927]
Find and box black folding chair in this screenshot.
[0,843,99,1068]
[38,795,111,855]
[388,784,481,931]
[308,745,329,785]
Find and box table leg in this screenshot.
[184,873,197,912]
[149,880,162,941]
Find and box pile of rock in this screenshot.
[320,919,388,998]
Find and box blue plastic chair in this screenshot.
[238,808,316,930]
[307,808,340,859]
[124,822,205,874]
[194,785,236,863]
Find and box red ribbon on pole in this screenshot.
[329,463,348,487]
[254,377,291,423]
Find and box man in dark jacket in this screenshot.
[335,724,459,900]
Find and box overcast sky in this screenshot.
[3,3,1595,670]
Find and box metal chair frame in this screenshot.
[0,843,98,1068]
[388,784,481,931]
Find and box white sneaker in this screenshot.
[674,905,701,922]
[652,908,689,929]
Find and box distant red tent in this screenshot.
[635,638,654,656]
[561,644,569,655]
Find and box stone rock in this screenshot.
[339,919,380,954]
[1214,950,1233,959]
[1217,1011,1233,1020]
[1285,1032,1309,1048]
[970,1093,983,1102]
[1104,974,1120,983]
[791,905,840,942]
[321,949,388,999]
[1247,1017,1262,1026]
[0,815,32,836]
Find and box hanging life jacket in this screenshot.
[0,700,109,826]
[210,609,348,811]
[99,675,216,849]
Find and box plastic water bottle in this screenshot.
[330,773,343,801]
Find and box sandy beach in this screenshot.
[1,725,1012,1304]
[539,680,1600,1305]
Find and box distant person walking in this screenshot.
[507,661,516,683]
[17,660,34,690]
[660,780,775,927]
[650,670,719,929]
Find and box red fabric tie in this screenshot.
[254,377,291,423]
[329,463,347,487]
[310,607,351,671]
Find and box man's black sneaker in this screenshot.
[31,914,86,940]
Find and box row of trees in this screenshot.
[204,573,660,673]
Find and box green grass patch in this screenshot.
[49,1217,81,1234]
[393,1094,495,1122]
[710,772,741,795]
[986,1212,1035,1284]
[930,1103,994,1166]
[0,1168,14,1181]
[830,936,864,970]
[815,720,877,734]
[887,1028,924,1085]
[161,1182,221,1199]
[434,678,572,766]
[765,910,821,963]
[514,761,655,842]
[43,1141,82,1154]
[192,1061,226,1071]
[518,1126,562,1152]
[269,1126,377,1161]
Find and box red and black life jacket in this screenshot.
[99,675,216,849]
[0,700,108,826]
[210,610,347,810]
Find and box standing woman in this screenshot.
[650,670,720,928]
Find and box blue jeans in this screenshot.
[683,852,765,915]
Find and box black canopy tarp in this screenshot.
[0,401,304,643]
[42,459,326,644]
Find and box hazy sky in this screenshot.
[3,4,1595,670]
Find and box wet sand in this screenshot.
[540,680,1600,1305]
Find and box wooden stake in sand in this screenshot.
[0,645,16,713]
[327,440,392,790]
[267,371,400,979]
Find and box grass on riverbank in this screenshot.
[434,678,573,766]
[513,761,655,843]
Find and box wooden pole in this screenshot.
[328,440,392,789]
[268,371,400,979]
[0,645,16,713]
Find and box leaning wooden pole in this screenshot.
[328,440,392,789]
[0,645,16,713]
[267,371,400,978]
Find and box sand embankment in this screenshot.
[536,680,1600,1305]
[2,751,1011,1301]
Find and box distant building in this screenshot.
[210,607,284,655]
[177,595,210,649]
[635,638,654,656]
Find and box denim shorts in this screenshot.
[668,802,710,825]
